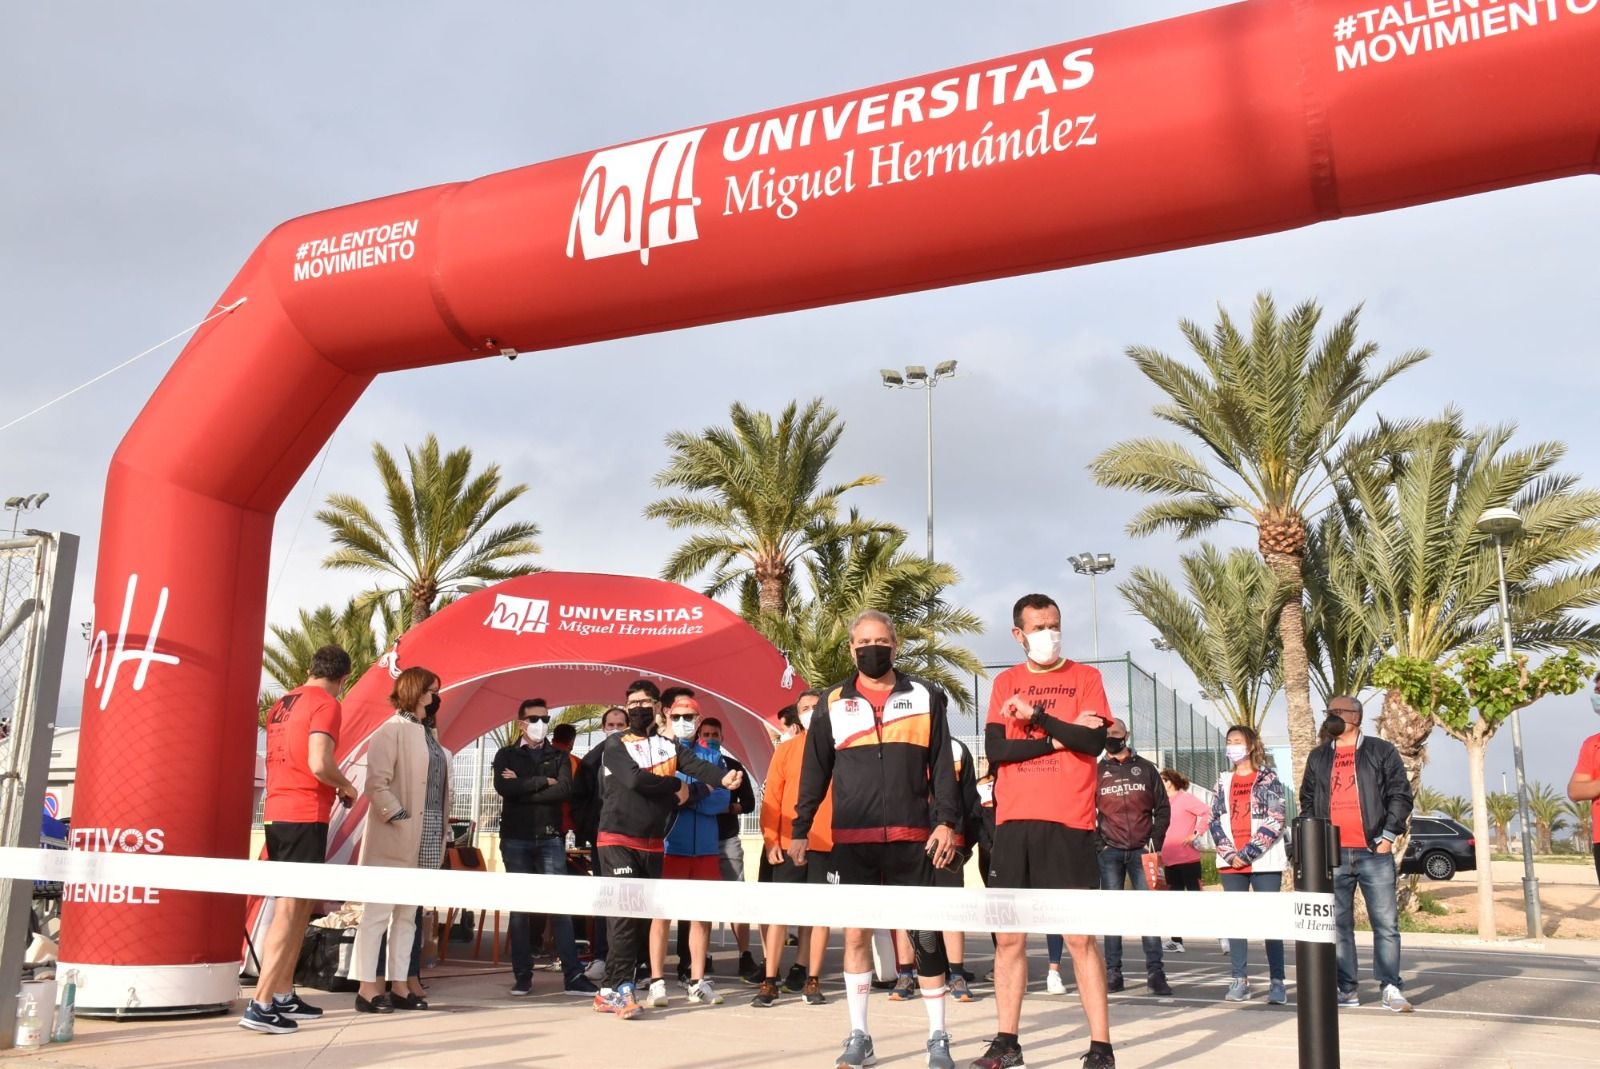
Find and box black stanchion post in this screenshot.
[1293,815,1339,1069]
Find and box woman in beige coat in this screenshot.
[353,666,451,1013]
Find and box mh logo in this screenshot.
[566,129,706,265]
[983,893,1019,928]
[484,594,549,635]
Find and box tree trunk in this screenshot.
[1377,688,1433,912]
[755,555,786,616]
[1267,552,1313,792]
[1465,734,1497,940]
[411,576,438,624]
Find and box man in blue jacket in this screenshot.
[646,691,729,1009]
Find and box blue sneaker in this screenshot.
[272,992,324,1020]
[238,1000,297,1034]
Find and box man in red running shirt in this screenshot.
[241,645,359,1035]
[974,594,1114,1069]
[1565,670,1600,884]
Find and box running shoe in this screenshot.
[970,1036,1025,1069]
[686,978,724,1005]
[1162,939,1185,953]
[1046,969,1067,995]
[616,986,643,1020]
[927,1030,955,1069]
[837,1029,876,1069]
[1105,969,1124,993]
[238,1001,297,1034]
[889,972,918,1001]
[1337,988,1359,1007]
[1080,1049,1116,1069]
[948,974,977,1002]
[647,978,669,1008]
[509,979,533,997]
[803,977,827,1004]
[585,957,607,982]
[271,992,323,1020]
[1381,984,1413,1013]
[739,952,763,984]
[564,976,599,996]
[751,980,781,1007]
[1268,979,1288,1005]
[1224,978,1250,1002]
[784,962,807,992]
[1147,972,1173,997]
[592,989,620,1014]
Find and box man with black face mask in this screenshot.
[1095,718,1172,996]
[1299,695,1414,1014]
[789,611,960,1069]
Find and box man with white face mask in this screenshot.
[1566,671,1600,884]
[492,698,594,997]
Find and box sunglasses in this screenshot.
[521,714,551,723]
[669,713,697,723]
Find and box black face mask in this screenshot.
[1104,737,1127,755]
[424,692,441,718]
[854,645,894,679]
[626,708,656,735]
[1323,714,1348,737]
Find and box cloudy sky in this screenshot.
[6,1,1598,803]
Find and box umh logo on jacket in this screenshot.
[566,130,707,265]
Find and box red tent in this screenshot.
[326,571,805,862]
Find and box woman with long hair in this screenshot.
[1209,725,1288,1005]
[352,666,451,1013]
[1159,768,1210,952]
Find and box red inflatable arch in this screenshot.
[319,572,800,864]
[67,0,1599,1012]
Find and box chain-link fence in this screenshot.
[0,540,40,765]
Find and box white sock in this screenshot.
[844,970,873,1034]
[272,992,292,1003]
[921,984,947,1036]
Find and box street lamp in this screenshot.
[1,492,49,643]
[880,360,958,560]
[1477,505,1542,940]
[1069,552,1116,658]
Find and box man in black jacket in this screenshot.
[1096,718,1172,996]
[1298,695,1414,1014]
[574,705,627,982]
[493,698,596,997]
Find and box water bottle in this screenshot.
[15,995,42,1049]
[52,971,77,1043]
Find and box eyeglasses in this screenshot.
[625,700,657,710]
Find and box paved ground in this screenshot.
[8,933,1598,1068]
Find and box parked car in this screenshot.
[1400,816,1477,880]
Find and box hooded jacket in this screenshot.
[792,670,958,845]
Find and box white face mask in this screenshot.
[799,708,815,732]
[1591,692,1600,716]
[1225,744,1249,765]
[523,720,548,744]
[671,717,697,741]
[603,724,623,737]
[1024,628,1063,666]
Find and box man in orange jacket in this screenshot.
[753,691,832,1007]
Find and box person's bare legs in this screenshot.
[993,931,1029,1032]
[688,920,711,981]
[649,917,670,980]
[843,927,872,972]
[943,931,965,975]
[760,923,789,977]
[251,897,313,1006]
[732,922,750,954]
[893,929,913,973]
[808,926,830,977]
[1065,933,1110,1042]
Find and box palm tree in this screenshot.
[1303,502,1380,704]
[1119,544,1283,731]
[1091,294,1426,786]
[1414,785,1446,816]
[1563,798,1593,848]
[646,399,887,616]
[1527,781,1570,855]
[257,595,393,726]
[1332,415,1600,800]
[1437,794,1472,823]
[1485,792,1518,853]
[753,522,985,709]
[317,435,542,624]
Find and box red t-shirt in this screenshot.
[985,659,1109,831]
[1221,771,1257,874]
[1329,744,1367,851]
[1573,732,1600,844]
[263,685,342,824]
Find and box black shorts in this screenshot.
[825,841,933,888]
[597,844,663,881]
[932,855,966,889]
[988,821,1099,890]
[264,821,327,864]
[770,851,835,886]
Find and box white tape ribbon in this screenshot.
[0,847,1335,942]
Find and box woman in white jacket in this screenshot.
[1209,724,1288,1006]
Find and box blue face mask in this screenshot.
[702,739,722,753]
[1591,692,1600,716]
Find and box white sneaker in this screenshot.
[1219,938,1230,953]
[1381,984,1413,1013]
[1162,940,1185,953]
[686,978,724,1005]
[1046,969,1067,995]
[585,958,606,982]
[647,978,669,1008]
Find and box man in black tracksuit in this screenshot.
[593,680,743,1019]
[1095,718,1172,995]
[789,611,960,1069]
